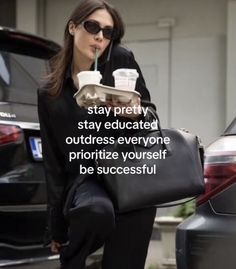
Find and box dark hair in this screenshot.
[47,0,125,96]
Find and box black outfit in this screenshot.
[38,44,156,269]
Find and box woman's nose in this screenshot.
[94,30,103,41]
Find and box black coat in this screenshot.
[38,44,152,243]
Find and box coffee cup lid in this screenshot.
[112,68,139,78]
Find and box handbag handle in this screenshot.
[143,106,171,154]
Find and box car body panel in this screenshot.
[176,117,236,269]
[176,203,236,269]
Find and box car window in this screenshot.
[224,118,236,135]
[0,51,48,105]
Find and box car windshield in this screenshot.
[0,50,48,105]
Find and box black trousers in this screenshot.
[60,177,156,269]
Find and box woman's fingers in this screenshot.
[51,241,62,253]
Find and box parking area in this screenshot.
[4,261,60,269]
[1,238,162,269]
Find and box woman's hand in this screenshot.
[51,240,62,253]
[106,97,142,120]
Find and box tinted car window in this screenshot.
[224,118,236,135]
[0,50,48,105]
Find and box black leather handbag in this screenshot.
[97,109,205,212]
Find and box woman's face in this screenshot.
[69,9,114,66]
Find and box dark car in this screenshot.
[176,117,236,269]
[0,27,102,269]
[0,26,61,267]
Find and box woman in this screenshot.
[38,0,156,268]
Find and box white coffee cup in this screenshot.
[77,71,102,90]
[112,68,139,91]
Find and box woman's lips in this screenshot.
[91,45,101,52]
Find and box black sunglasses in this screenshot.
[82,20,115,40]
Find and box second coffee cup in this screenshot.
[112,68,139,91]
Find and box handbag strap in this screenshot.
[154,197,197,208]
